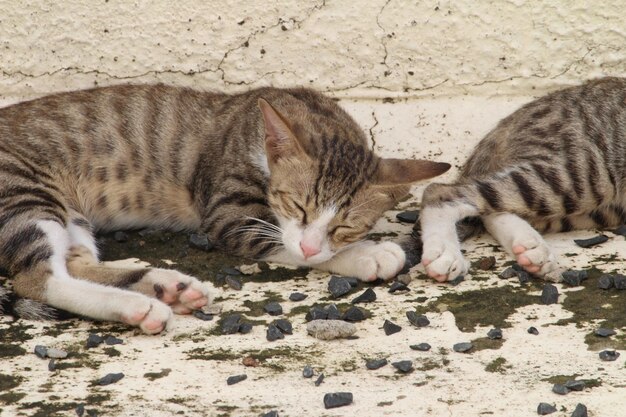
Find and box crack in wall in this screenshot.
[375,0,393,71]
[368,110,379,150]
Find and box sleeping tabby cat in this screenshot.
[0,84,449,333]
[419,77,626,282]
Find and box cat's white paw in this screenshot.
[329,241,405,282]
[421,234,469,282]
[120,297,172,335]
[511,232,558,277]
[141,269,213,315]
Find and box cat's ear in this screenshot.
[372,158,451,185]
[258,98,305,164]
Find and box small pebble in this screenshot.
[598,274,614,290]
[406,311,430,327]
[598,350,620,361]
[365,358,388,370]
[289,292,307,302]
[86,334,103,349]
[221,314,242,334]
[571,403,588,417]
[113,231,129,242]
[325,304,341,320]
[48,359,56,372]
[46,348,68,359]
[351,288,376,304]
[192,310,214,321]
[487,328,503,340]
[391,360,413,373]
[264,302,283,316]
[261,411,279,417]
[226,374,247,385]
[499,267,518,279]
[98,372,124,386]
[341,306,366,322]
[188,233,213,251]
[561,270,588,287]
[594,328,616,337]
[75,404,85,417]
[225,276,243,291]
[448,275,465,286]
[307,320,357,340]
[396,274,412,285]
[383,320,402,335]
[537,402,557,415]
[552,384,569,395]
[104,336,124,345]
[410,343,431,351]
[266,324,285,342]
[238,322,253,334]
[323,392,352,409]
[274,319,292,334]
[305,306,328,321]
[517,270,531,284]
[528,326,539,335]
[34,345,48,359]
[242,356,259,367]
[614,274,626,289]
[541,284,559,305]
[574,234,608,248]
[302,365,314,378]
[564,380,585,391]
[388,281,409,293]
[453,342,473,353]
[477,256,496,270]
[346,277,359,287]
[396,210,419,223]
[328,276,352,298]
[221,267,242,276]
[314,373,325,386]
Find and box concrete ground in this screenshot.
[1,95,625,417]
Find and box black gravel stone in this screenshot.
[261,411,279,417]
[346,277,359,287]
[406,311,430,327]
[396,210,419,223]
[325,304,341,320]
[226,374,247,385]
[104,336,123,345]
[574,234,608,248]
[487,328,503,340]
[571,403,588,417]
[537,402,557,415]
[528,326,539,335]
[598,350,620,361]
[189,233,213,251]
[365,358,388,370]
[351,288,376,304]
[614,274,626,289]
[221,267,242,276]
[598,274,614,290]
[410,343,431,351]
[193,310,214,321]
[564,380,585,391]
[113,231,129,242]
[48,359,56,372]
[541,284,559,305]
[388,281,409,293]
[448,275,465,286]
[238,322,253,334]
[323,392,353,409]
[98,372,124,386]
[453,342,473,353]
[595,328,616,337]
[274,319,292,334]
[266,324,284,341]
[552,384,569,395]
[264,302,283,316]
[328,276,352,298]
[305,306,328,321]
[517,270,531,284]
[34,345,47,359]
[391,360,413,373]
[383,320,402,335]
[289,292,308,302]
[225,276,243,291]
[499,267,518,279]
[75,404,85,417]
[86,410,98,417]
[302,365,314,378]
[221,314,242,334]
[314,373,324,386]
[561,270,588,287]
[86,334,103,349]
[342,306,366,322]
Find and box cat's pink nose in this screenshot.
[300,242,321,259]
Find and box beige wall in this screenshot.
[1,0,624,102]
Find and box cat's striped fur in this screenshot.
[0,84,449,332]
[419,77,626,281]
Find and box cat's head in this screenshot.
[258,96,450,265]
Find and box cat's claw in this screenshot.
[421,236,469,282]
[139,269,214,314]
[120,298,172,335]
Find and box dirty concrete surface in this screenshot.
[1,96,625,417]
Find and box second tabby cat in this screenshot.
[418,77,626,282]
[0,84,450,332]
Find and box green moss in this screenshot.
[0,322,35,343]
[541,375,602,388]
[0,374,22,391]
[186,348,239,361]
[18,401,80,417]
[144,368,172,381]
[485,357,511,373]
[471,337,505,351]
[417,358,443,372]
[0,391,26,405]
[0,344,26,358]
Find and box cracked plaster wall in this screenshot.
[0,0,625,103]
